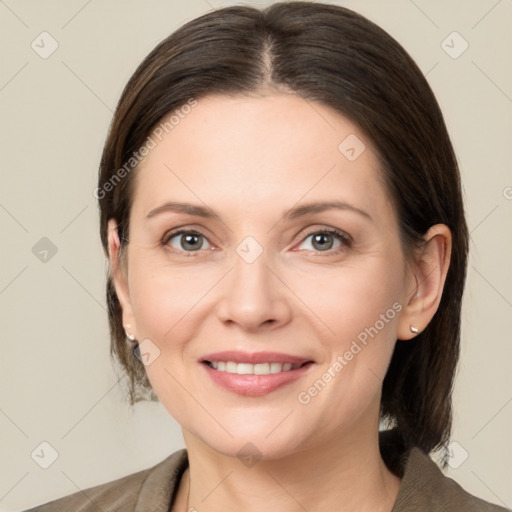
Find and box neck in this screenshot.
[175,425,401,512]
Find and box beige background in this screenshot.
[0,0,511,510]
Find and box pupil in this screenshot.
[183,234,201,250]
[313,233,333,250]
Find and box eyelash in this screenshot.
[160,227,352,257]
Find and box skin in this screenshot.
[108,90,451,512]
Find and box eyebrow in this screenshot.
[145,200,372,222]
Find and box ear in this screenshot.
[397,224,452,340]
[107,218,137,339]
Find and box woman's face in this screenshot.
[110,92,416,459]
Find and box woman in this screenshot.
[23,2,508,511]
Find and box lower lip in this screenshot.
[201,362,314,397]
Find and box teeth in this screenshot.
[226,361,237,373]
[237,363,253,375]
[270,362,282,373]
[254,363,270,375]
[208,361,303,375]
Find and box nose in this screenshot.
[215,243,293,333]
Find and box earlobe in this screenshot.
[107,218,137,337]
[397,224,452,340]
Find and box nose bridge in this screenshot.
[216,234,291,330]
[233,234,271,294]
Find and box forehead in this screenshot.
[130,92,392,225]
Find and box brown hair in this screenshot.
[97,2,469,458]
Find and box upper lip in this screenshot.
[200,351,314,365]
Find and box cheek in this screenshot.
[295,253,405,347]
[291,252,405,417]
[289,257,404,432]
[126,259,209,417]
[127,248,207,331]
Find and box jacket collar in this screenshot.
[135,448,188,511]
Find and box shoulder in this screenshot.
[393,446,509,512]
[21,449,188,512]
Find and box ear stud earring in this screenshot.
[124,324,135,341]
[410,325,419,334]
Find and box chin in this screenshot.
[200,434,306,463]
[182,412,314,463]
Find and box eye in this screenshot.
[162,229,212,255]
[296,228,351,254]
[161,227,351,257]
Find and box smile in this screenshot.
[199,351,315,396]
[204,361,305,375]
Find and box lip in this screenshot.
[200,350,313,365]
[199,351,315,397]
